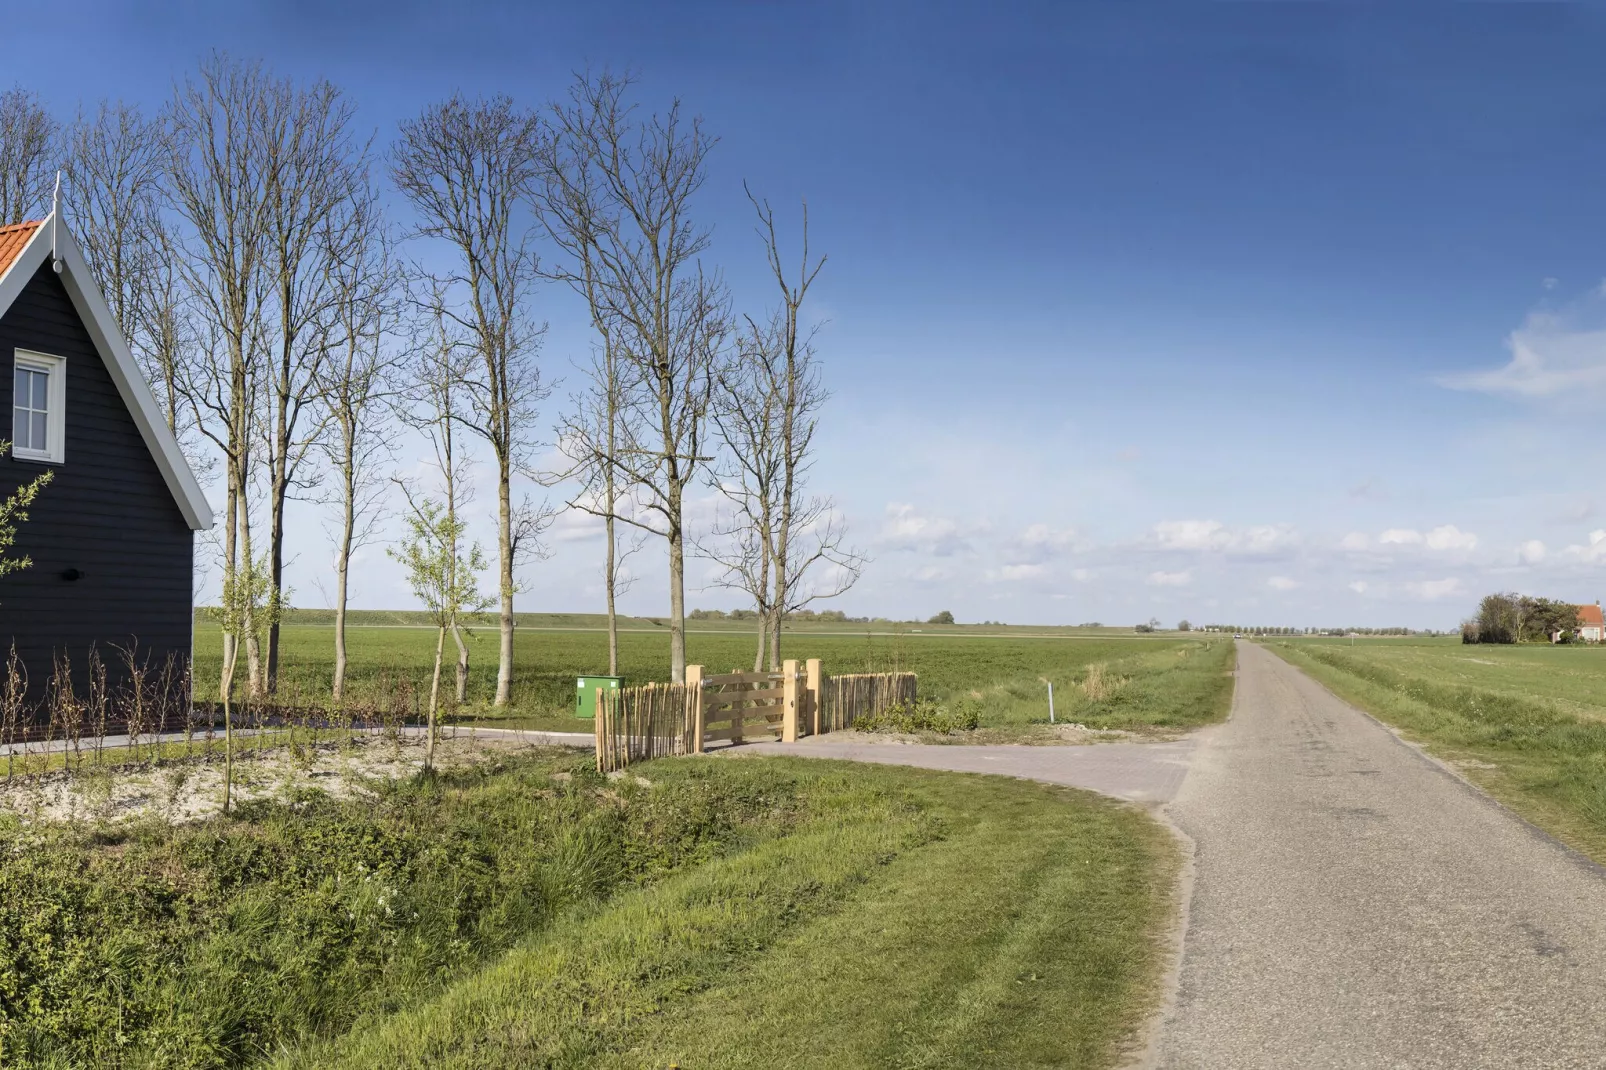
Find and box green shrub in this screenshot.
[855,698,980,735]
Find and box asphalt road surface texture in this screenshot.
[1151,640,1606,1069]
[744,640,1606,1068]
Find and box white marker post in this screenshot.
[1047,681,1056,724]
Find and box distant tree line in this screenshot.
[1461,593,1578,645]
[1199,625,1422,637]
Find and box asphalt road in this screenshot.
[1149,639,1606,1069]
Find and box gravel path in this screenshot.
[1148,640,1606,1068]
[733,735,1195,803]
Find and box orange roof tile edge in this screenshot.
[0,221,43,280]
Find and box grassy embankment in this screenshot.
[1267,636,1606,861]
[0,750,1177,1070]
[193,611,1235,738]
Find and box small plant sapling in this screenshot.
[388,493,492,772]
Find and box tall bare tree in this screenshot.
[537,113,642,676]
[167,55,275,699]
[706,190,862,667]
[392,95,548,707]
[259,75,373,692]
[65,102,192,437]
[540,72,727,683]
[315,196,396,702]
[552,329,643,675]
[0,87,57,223]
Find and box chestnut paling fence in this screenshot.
[595,659,918,773]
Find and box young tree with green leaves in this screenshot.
[389,493,491,770]
[0,441,51,586]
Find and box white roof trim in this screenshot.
[0,213,213,530]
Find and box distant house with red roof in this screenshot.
[1577,602,1605,643]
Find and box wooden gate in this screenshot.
[689,659,821,753]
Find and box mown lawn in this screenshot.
[276,758,1178,1070]
[1267,637,1606,862]
[0,751,1178,1070]
[192,617,1234,736]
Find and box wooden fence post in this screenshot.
[782,659,800,742]
[687,665,704,754]
[806,659,821,736]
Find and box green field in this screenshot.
[1267,636,1606,861]
[194,612,1235,737]
[0,750,1178,1070]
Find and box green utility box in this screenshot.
[576,675,623,719]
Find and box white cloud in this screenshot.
[1267,576,1299,590]
[1241,524,1300,554]
[1070,568,1093,582]
[990,563,1045,582]
[1424,525,1477,552]
[1347,580,1369,594]
[1020,523,1081,549]
[1405,578,1464,600]
[1518,539,1547,564]
[1340,532,1370,551]
[1152,520,1298,555]
[1366,526,1476,553]
[1147,570,1192,587]
[1154,519,1233,551]
[879,503,967,556]
[1561,529,1606,563]
[1441,306,1606,399]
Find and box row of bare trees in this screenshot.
[0,57,860,701]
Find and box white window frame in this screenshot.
[12,350,66,464]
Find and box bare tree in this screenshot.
[392,95,549,707]
[0,87,57,223]
[551,331,644,675]
[539,71,728,683]
[395,289,479,706]
[260,75,374,693]
[167,55,275,699]
[706,190,862,667]
[315,196,397,703]
[64,102,164,331]
[65,102,193,438]
[536,115,644,677]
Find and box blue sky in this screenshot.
[12,2,1606,628]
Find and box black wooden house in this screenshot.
[0,214,212,712]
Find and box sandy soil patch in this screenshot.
[0,735,557,825]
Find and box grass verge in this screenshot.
[277,759,1178,1070]
[1266,640,1606,862]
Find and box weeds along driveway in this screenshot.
[1149,640,1606,1069]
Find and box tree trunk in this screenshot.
[606,510,619,677]
[427,624,444,772]
[668,478,687,684]
[267,454,287,694]
[452,622,469,705]
[333,471,353,703]
[220,485,238,704]
[495,461,515,705]
[220,641,237,814]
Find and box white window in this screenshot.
[11,351,65,464]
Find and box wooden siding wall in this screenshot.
[0,262,194,700]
